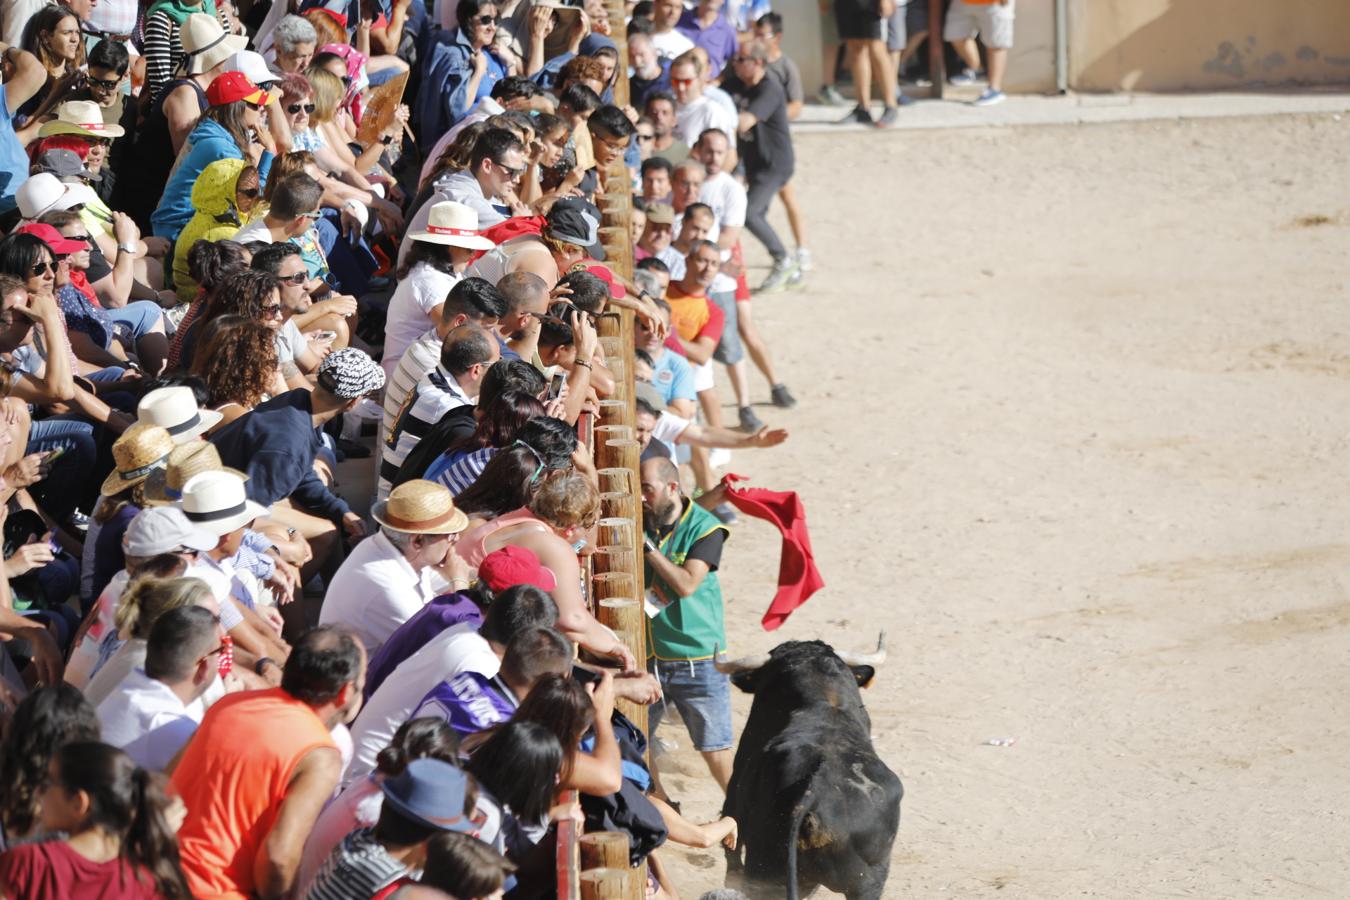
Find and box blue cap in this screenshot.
[379,758,474,832]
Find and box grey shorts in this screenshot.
[943,0,1015,50]
[885,0,931,52]
[709,289,744,365]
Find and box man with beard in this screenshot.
[172,626,368,899]
[640,456,734,792]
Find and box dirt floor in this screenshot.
[654,112,1350,898]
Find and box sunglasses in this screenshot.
[87,74,122,90]
[474,13,500,25]
[237,187,261,199]
[279,272,308,285]
[260,304,284,317]
[65,233,91,244]
[671,77,695,86]
[287,102,316,114]
[29,262,54,277]
[493,160,525,179]
[247,101,267,112]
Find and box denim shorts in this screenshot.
[709,290,744,365]
[649,657,734,752]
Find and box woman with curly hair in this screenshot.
[174,269,282,372]
[165,239,250,368]
[0,684,100,845]
[190,315,282,428]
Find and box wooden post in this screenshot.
[580,869,632,900]
[580,831,631,870]
[928,0,946,98]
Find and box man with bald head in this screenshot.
[492,271,551,362]
[639,456,735,792]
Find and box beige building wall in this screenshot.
[1069,0,1350,92]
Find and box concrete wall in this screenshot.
[1069,0,1350,92]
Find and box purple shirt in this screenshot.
[676,9,739,78]
[411,672,515,737]
[363,592,483,700]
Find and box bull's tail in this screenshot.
[785,801,810,900]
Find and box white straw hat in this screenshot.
[410,201,495,251]
[179,470,268,536]
[181,13,248,75]
[136,387,224,443]
[37,99,127,139]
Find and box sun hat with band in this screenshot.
[206,70,273,108]
[317,347,386,400]
[99,424,176,499]
[379,758,474,833]
[181,13,248,76]
[123,506,218,558]
[410,201,495,251]
[478,545,558,593]
[37,100,127,139]
[14,222,86,256]
[179,470,268,536]
[143,441,248,506]
[16,173,99,221]
[137,386,224,443]
[372,480,469,536]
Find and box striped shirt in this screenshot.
[425,446,497,496]
[381,329,441,441]
[378,365,472,498]
[304,828,406,900]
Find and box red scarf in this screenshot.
[719,473,825,630]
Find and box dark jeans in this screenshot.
[26,416,97,522]
[745,165,793,263]
[317,211,378,297]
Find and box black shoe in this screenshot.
[337,437,371,459]
[839,104,873,126]
[770,383,797,409]
[738,406,765,431]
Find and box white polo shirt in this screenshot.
[344,622,498,784]
[318,531,450,654]
[97,669,203,771]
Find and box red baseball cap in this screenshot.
[15,222,86,255]
[583,262,627,299]
[206,70,272,107]
[478,546,558,593]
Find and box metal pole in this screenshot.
[1055,0,1068,93]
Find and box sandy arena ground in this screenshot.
[654,111,1350,898]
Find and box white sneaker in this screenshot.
[795,247,813,273]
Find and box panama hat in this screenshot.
[372,480,469,535]
[143,442,248,506]
[37,100,127,139]
[16,173,99,221]
[136,387,224,443]
[99,424,176,498]
[179,470,268,536]
[181,13,248,76]
[410,201,495,251]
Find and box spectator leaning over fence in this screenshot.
[946,0,1015,106]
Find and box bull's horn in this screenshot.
[838,631,887,667]
[713,643,771,674]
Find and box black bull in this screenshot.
[718,638,902,900]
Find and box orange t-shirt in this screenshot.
[666,284,714,343]
[171,688,336,900]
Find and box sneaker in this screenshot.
[738,406,764,432]
[817,84,847,106]
[901,73,933,88]
[786,267,807,289]
[711,502,739,525]
[972,88,1007,107]
[839,104,873,126]
[795,247,813,273]
[949,67,984,86]
[876,106,900,128]
[897,92,917,107]
[770,383,797,409]
[757,258,797,293]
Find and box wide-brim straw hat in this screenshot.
[410,200,495,251]
[137,386,224,443]
[143,442,248,507]
[181,13,248,76]
[37,100,127,139]
[99,424,176,498]
[179,470,269,537]
[372,480,469,535]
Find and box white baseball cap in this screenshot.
[124,507,219,557]
[16,173,99,221]
[227,50,276,88]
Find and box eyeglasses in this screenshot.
[300,210,323,220]
[287,102,316,114]
[279,272,308,285]
[474,13,500,25]
[260,304,284,317]
[87,74,122,90]
[65,234,91,244]
[29,262,53,277]
[493,160,525,179]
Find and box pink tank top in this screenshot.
[456,507,552,568]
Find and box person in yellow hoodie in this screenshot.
[170,158,262,307]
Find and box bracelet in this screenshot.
[575,361,592,370]
[254,656,278,676]
[451,579,470,590]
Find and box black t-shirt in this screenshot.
[729,75,794,177]
[85,244,112,284]
[393,406,478,486]
[653,500,725,571]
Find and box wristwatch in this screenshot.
[117,243,137,254]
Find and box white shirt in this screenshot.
[318,531,450,654]
[675,95,738,151]
[650,28,695,63]
[1,0,44,46]
[700,171,748,229]
[231,219,275,245]
[276,318,306,367]
[382,262,462,383]
[344,623,498,783]
[97,669,203,771]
